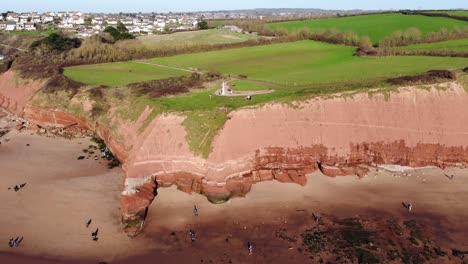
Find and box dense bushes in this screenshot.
[386,70,456,85]
[103,24,135,42]
[378,47,468,57]
[30,33,81,52]
[128,72,222,98]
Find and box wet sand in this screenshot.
[1,129,468,263]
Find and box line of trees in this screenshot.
[402,11,468,22]
[378,47,468,57]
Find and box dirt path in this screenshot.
[214,81,274,97]
[133,61,198,73]
[0,44,26,52]
[214,88,275,97]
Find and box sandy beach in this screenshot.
[1,126,468,263]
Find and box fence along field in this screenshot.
[268,13,468,44]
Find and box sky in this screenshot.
[1,0,467,13]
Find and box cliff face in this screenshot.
[2,70,468,237]
[122,83,468,235]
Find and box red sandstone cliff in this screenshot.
[1,70,468,237]
[121,82,468,235]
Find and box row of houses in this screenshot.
[0,11,200,37]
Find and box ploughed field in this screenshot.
[399,38,468,53]
[268,13,468,43]
[138,29,256,48]
[64,41,468,87]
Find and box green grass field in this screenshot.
[400,38,468,53]
[268,13,468,44]
[229,80,272,91]
[149,41,468,86]
[138,29,255,48]
[63,61,188,86]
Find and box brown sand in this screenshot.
[1,130,468,263]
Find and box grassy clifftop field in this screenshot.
[148,41,468,86]
[268,13,468,43]
[64,41,468,87]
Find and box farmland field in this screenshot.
[65,41,468,87]
[138,29,255,48]
[149,41,468,86]
[63,61,188,86]
[400,38,468,53]
[268,13,468,44]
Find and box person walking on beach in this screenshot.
[189,230,196,242]
[8,238,13,247]
[247,242,253,255]
[313,213,321,222]
[92,228,99,241]
[407,203,413,212]
[193,205,198,216]
[86,219,92,228]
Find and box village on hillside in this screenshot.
[0,11,205,37]
[0,8,370,38]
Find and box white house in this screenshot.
[24,22,36,31]
[129,26,141,33]
[142,25,153,33]
[6,21,16,31]
[154,21,166,28]
[107,19,118,25]
[92,17,103,25]
[70,16,84,25]
[122,19,133,25]
[31,16,41,23]
[6,13,19,22]
[0,55,4,61]
[42,16,54,23]
[0,22,6,30]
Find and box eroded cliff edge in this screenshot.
[2,70,468,237]
[121,82,468,235]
